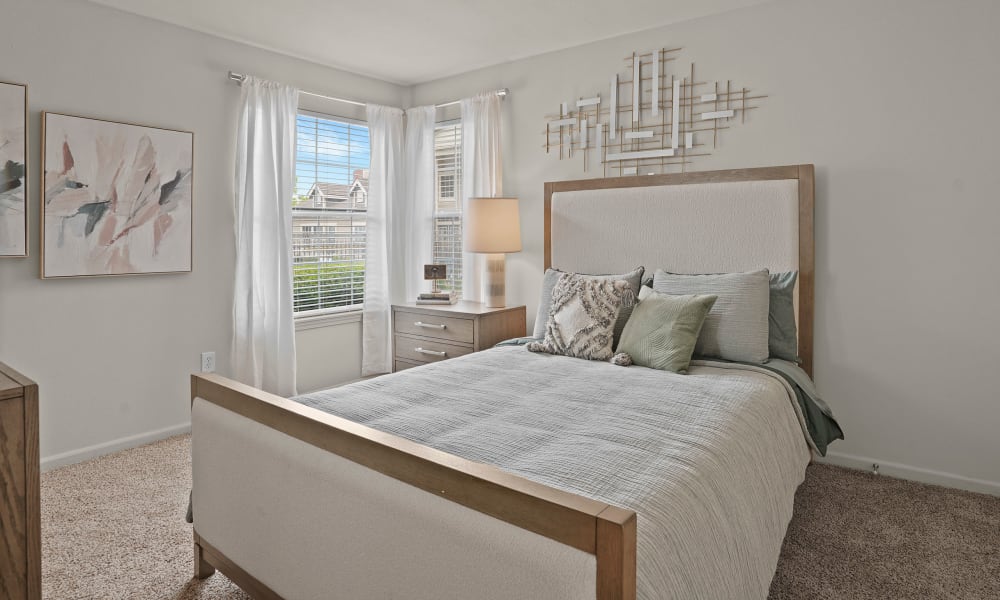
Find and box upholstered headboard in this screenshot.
[543,165,815,375]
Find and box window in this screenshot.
[433,123,463,294]
[293,112,370,313]
[439,173,456,199]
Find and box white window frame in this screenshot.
[293,110,369,325]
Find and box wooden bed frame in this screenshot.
[192,164,814,600]
[191,374,636,599]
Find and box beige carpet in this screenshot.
[41,435,999,599]
[769,463,1000,599]
[42,435,246,600]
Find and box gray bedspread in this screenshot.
[293,345,812,599]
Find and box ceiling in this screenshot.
[87,0,770,85]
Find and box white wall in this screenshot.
[411,0,1000,492]
[295,316,363,394]
[0,0,400,468]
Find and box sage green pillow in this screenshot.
[653,269,770,363]
[617,287,717,373]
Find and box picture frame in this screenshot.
[40,112,194,278]
[0,81,28,258]
[424,264,447,280]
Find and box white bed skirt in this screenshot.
[191,398,597,600]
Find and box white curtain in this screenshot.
[362,104,405,376]
[362,105,436,376]
[460,92,504,302]
[402,106,436,300]
[231,77,299,396]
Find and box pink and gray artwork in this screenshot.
[42,112,193,277]
[0,82,27,257]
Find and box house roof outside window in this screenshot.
[298,169,369,212]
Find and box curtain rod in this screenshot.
[227,71,508,109]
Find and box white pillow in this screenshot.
[651,269,770,363]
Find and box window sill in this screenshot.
[294,308,362,331]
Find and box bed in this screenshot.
[191,164,821,600]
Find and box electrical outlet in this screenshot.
[201,352,216,373]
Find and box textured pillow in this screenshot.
[617,287,717,373]
[533,266,644,348]
[769,271,800,362]
[527,273,635,361]
[652,269,770,363]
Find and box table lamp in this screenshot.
[465,197,522,308]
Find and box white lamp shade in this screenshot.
[465,197,522,253]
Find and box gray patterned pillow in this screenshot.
[527,273,635,361]
[533,266,644,349]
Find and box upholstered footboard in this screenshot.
[190,374,636,600]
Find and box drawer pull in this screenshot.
[414,321,447,330]
[415,347,447,358]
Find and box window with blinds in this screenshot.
[433,123,463,294]
[293,112,370,313]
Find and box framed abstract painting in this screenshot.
[0,81,28,258]
[41,112,193,278]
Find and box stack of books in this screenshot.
[416,292,458,305]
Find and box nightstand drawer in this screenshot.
[393,358,425,372]
[394,335,473,363]
[393,311,475,344]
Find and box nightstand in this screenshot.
[391,301,526,372]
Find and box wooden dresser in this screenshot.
[392,301,526,372]
[0,363,40,600]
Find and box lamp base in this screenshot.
[483,254,506,308]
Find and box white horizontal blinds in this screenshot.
[293,113,371,312]
[433,123,463,294]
